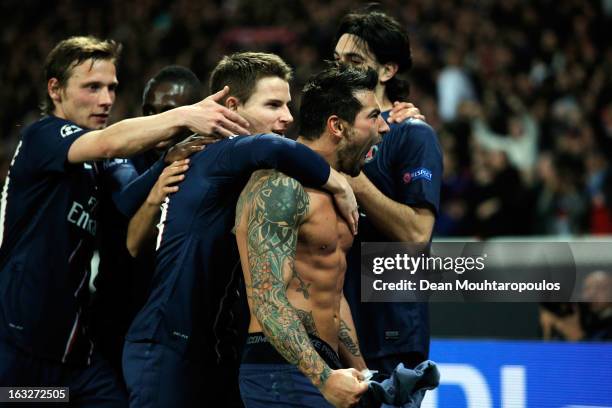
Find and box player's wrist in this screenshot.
[167,106,190,131]
[346,171,367,196]
[145,193,163,207]
[322,168,344,194]
[313,365,332,389]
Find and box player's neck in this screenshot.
[296,136,339,171]
[376,84,393,112]
[52,106,68,120]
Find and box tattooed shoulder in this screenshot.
[235,170,275,232]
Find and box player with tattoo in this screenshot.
[235,64,389,408]
[122,53,359,408]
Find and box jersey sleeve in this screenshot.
[22,117,89,174]
[99,158,142,211]
[391,121,443,215]
[113,158,166,218]
[220,134,330,187]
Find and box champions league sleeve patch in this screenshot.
[60,124,83,138]
[403,167,433,184]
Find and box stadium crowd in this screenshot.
[2,0,612,239]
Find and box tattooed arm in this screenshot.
[245,171,331,386]
[338,294,367,371]
[242,170,367,407]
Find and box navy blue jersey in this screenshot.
[345,112,442,360]
[126,134,330,359]
[95,155,159,300]
[0,116,99,365]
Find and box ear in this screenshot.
[225,96,240,111]
[326,115,344,142]
[379,62,399,83]
[48,78,62,104]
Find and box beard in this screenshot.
[336,127,376,177]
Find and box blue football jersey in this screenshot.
[126,134,330,359]
[0,116,99,365]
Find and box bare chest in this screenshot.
[298,189,353,256]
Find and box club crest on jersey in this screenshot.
[60,124,82,138]
[365,145,379,163]
[403,167,432,184]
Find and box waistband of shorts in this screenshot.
[242,332,342,369]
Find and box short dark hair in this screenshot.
[42,36,122,114]
[336,8,412,101]
[209,52,292,104]
[299,63,378,140]
[143,65,203,105]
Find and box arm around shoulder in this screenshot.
[67,108,186,163]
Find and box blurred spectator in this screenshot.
[466,145,530,237]
[540,270,612,341]
[434,131,471,236]
[465,96,539,185]
[533,153,589,235]
[586,150,612,233]
[437,46,476,123]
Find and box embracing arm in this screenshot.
[125,160,190,257]
[349,172,435,243]
[126,199,159,258]
[67,86,249,163]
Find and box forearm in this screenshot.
[238,135,330,187]
[351,173,434,242]
[239,137,350,202]
[68,108,185,162]
[322,168,350,195]
[253,291,331,387]
[126,202,160,258]
[338,295,366,370]
[114,159,165,218]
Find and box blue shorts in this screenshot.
[122,340,209,408]
[0,337,127,407]
[238,333,340,408]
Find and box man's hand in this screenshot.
[163,134,210,164]
[324,168,359,235]
[146,159,190,206]
[319,368,369,408]
[184,86,251,138]
[388,101,426,123]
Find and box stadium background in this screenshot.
[1,0,611,406]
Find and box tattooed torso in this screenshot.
[235,169,353,355]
